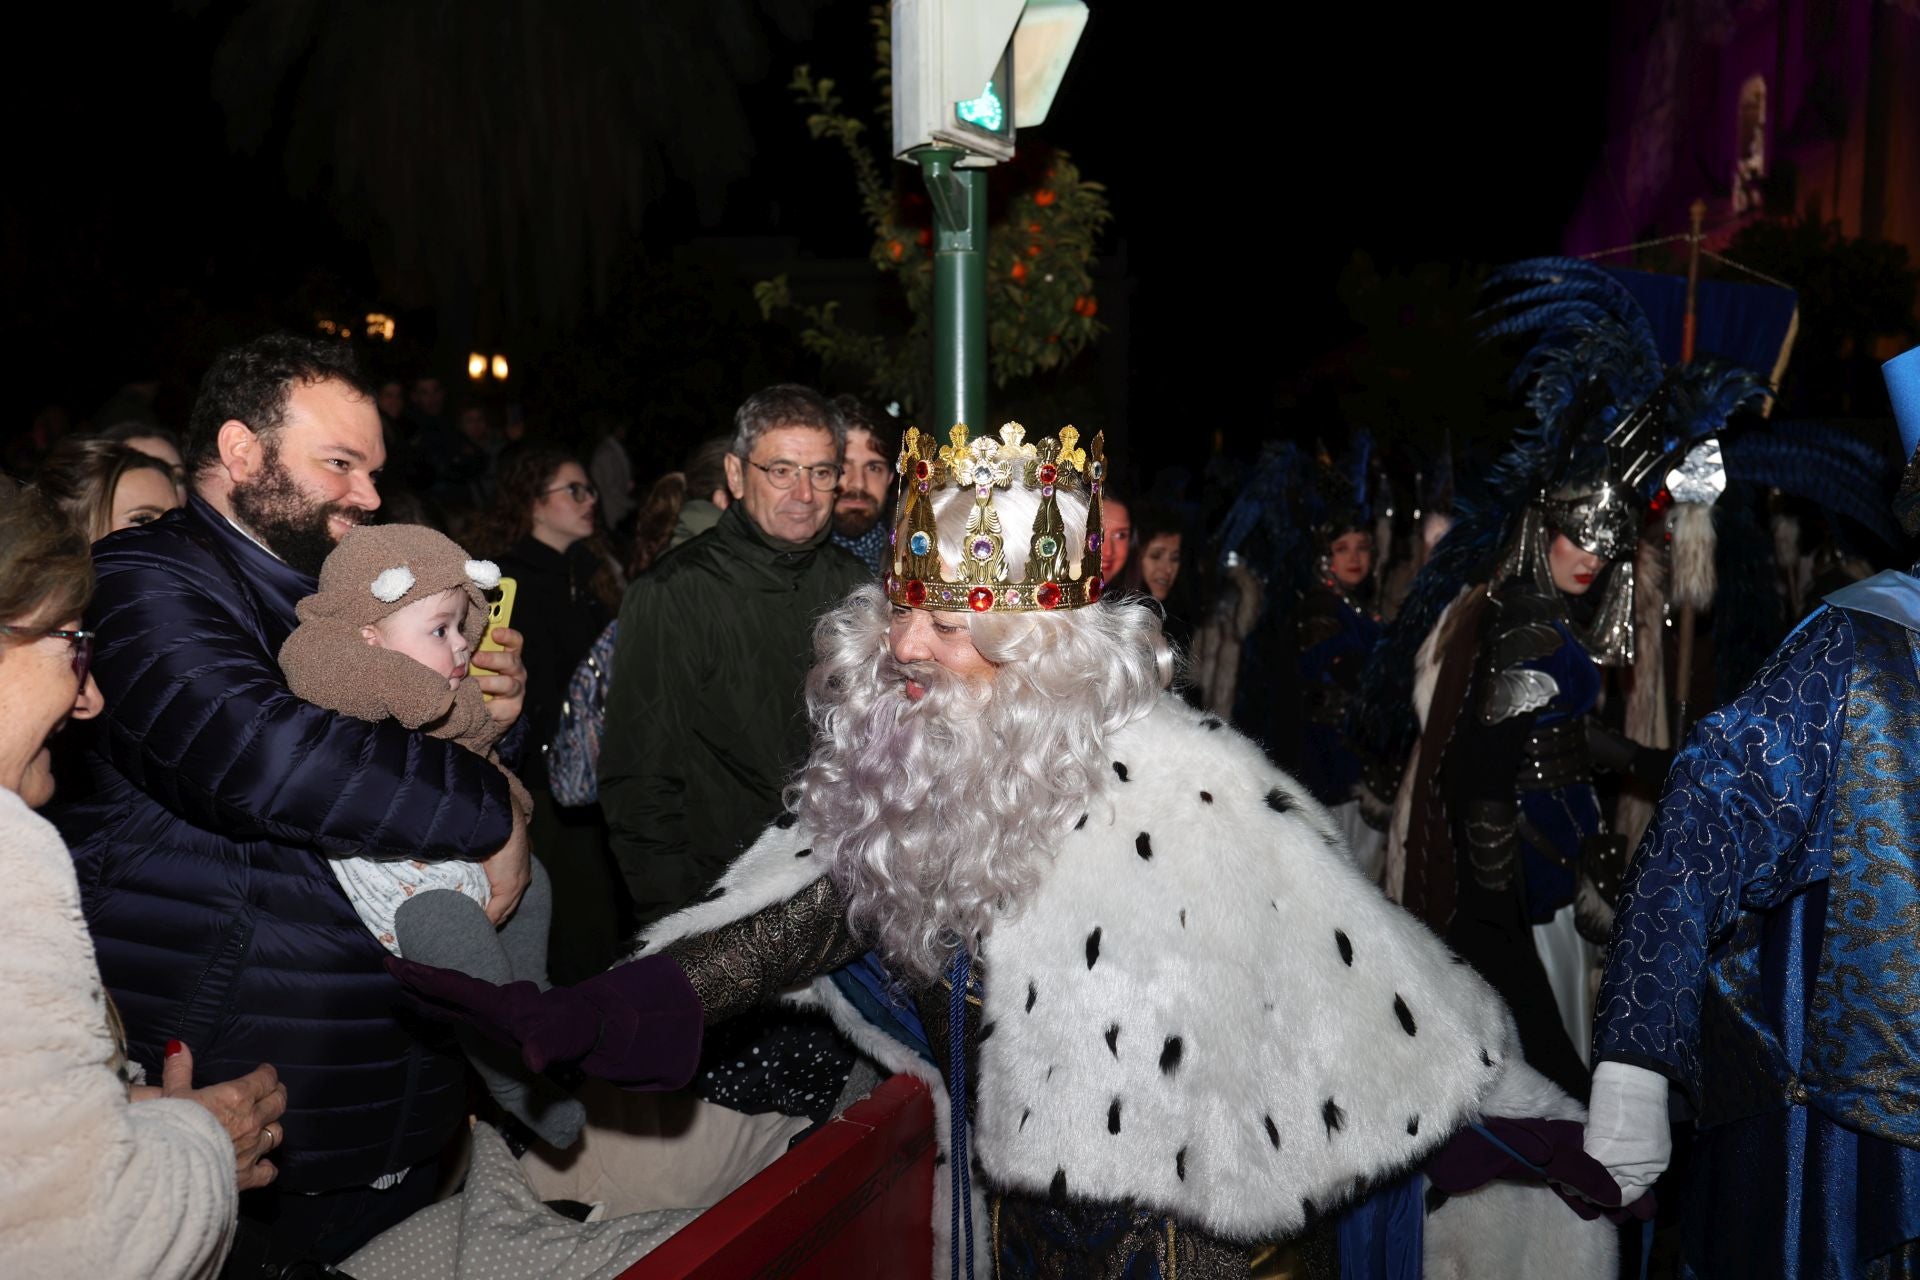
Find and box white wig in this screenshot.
[794,573,1172,986]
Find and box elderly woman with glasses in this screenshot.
[0,482,287,1278]
[468,445,630,981]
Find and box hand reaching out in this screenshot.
[158,1041,288,1192]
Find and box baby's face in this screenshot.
[364,588,472,686]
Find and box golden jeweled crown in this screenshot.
[884,422,1108,613]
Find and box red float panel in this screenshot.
[621,1073,936,1280]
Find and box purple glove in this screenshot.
[1426,1116,1656,1224]
[387,953,706,1090]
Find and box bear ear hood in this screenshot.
[302,524,492,640]
[371,566,416,602]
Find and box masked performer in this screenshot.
[1583,346,1920,1278]
[394,424,1620,1278]
[1360,264,1764,1101]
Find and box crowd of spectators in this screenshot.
[0,336,906,1277]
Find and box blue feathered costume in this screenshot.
[1591,343,1920,1278]
[1358,259,1770,1102]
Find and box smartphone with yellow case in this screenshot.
[468,577,517,698]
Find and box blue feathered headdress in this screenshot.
[1352,256,1771,774]
[1214,431,1377,600]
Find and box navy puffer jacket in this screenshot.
[50,498,517,1191]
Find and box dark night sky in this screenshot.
[3,2,1610,458]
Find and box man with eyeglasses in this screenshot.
[600,384,866,926]
[592,384,867,1186]
[828,394,895,573]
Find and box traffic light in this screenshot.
[892,0,1090,164]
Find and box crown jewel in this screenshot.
[885,421,1107,613]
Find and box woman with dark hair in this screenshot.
[469,445,629,981]
[628,470,687,577]
[1112,501,1193,656]
[35,436,183,541]
[1294,506,1385,873]
[0,482,286,1277]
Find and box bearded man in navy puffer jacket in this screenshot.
[48,334,533,1272]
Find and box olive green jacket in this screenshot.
[598,503,870,926]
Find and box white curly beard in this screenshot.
[797,628,1098,986]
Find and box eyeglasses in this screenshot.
[543,482,598,503]
[749,460,841,491]
[0,625,94,686]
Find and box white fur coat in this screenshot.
[0,786,238,1279]
[642,695,1613,1277]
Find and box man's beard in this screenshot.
[229,442,365,576]
[832,495,883,539]
[797,618,1101,985]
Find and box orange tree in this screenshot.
[754,7,1110,416]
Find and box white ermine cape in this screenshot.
[641,695,1613,1278]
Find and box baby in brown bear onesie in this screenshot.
[280,523,583,1148]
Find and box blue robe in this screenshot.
[1295,583,1381,808]
[1594,574,1920,1278]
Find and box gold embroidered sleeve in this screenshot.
[664,875,863,1024]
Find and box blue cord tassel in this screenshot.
[948,946,976,1280]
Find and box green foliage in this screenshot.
[758,6,1110,416]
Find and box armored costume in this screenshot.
[394,423,1622,1279]
[1587,344,1920,1278]
[1365,259,1767,1101]
[1404,496,1663,1099]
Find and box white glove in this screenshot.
[1583,1060,1672,1205]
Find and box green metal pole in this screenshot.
[915,148,988,436]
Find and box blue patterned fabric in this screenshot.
[1596,597,1920,1277]
[833,523,890,575]
[1593,609,1846,1097]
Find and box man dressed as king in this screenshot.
[396,423,1620,1277]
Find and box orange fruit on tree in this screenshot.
[1011,261,1028,282]
[1034,189,1057,207]
[887,240,905,262]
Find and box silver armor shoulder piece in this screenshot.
[1478,666,1560,725]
